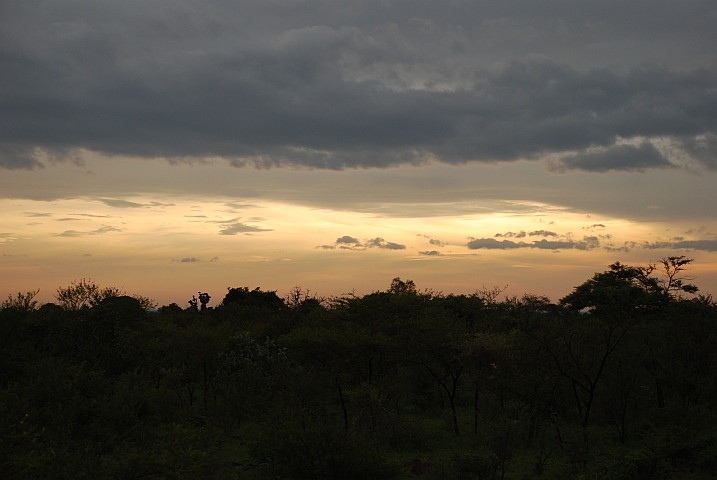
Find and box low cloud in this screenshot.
[219,222,271,235]
[318,235,405,250]
[528,230,557,237]
[98,198,145,208]
[584,224,606,230]
[366,237,406,250]
[55,225,123,237]
[552,143,674,173]
[336,236,360,244]
[174,256,220,263]
[419,250,442,256]
[642,239,717,252]
[468,236,600,251]
[429,239,446,247]
[496,231,526,238]
[24,212,52,217]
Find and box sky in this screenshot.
[2,0,717,307]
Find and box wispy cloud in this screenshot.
[97,198,145,208]
[55,225,124,237]
[642,239,717,252]
[219,223,271,235]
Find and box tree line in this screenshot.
[1,257,716,479]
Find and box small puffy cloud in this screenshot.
[318,235,405,250]
[528,230,557,237]
[429,239,446,246]
[495,231,526,238]
[419,250,442,256]
[366,237,406,250]
[180,257,199,263]
[468,238,526,249]
[336,236,360,244]
[552,143,674,173]
[219,223,271,235]
[584,224,606,231]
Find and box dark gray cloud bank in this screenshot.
[1,1,716,172]
[468,233,717,252]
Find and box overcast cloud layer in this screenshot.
[1,0,716,171]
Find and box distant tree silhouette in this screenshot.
[222,287,285,310]
[188,295,198,311]
[198,292,211,311]
[387,277,417,295]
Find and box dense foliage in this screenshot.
[2,258,717,479]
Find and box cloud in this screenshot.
[1,2,715,171]
[467,235,600,251]
[429,239,446,247]
[174,256,219,263]
[468,238,527,249]
[98,198,145,208]
[209,217,241,224]
[584,224,606,230]
[318,235,405,250]
[225,203,255,210]
[495,231,526,238]
[419,250,442,256]
[551,142,674,173]
[24,212,52,217]
[642,239,717,252]
[0,145,45,170]
[70,213,112,218]
[55,225,123,237]
[528,230,557,237]
[219,222,271,235]
[336,236,360,244]
[366,237,406,250]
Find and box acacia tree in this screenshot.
[525,262,666,452]
[55,278,155,310]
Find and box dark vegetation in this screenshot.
[2,257,717,479]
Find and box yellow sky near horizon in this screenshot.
[3,194,716,307]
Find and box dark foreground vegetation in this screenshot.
[2,257,717,479]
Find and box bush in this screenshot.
[249,418,399,480]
